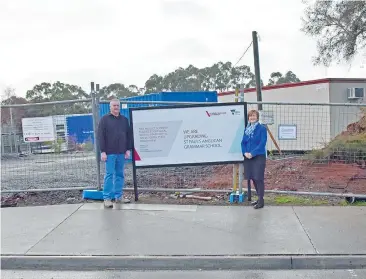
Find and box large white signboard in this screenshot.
[131,104,245,167]
[22,116,55,142]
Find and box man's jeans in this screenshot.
[103,154,125,201]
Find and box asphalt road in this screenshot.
[1,270,365,279]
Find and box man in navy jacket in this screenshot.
[97,99,132,209]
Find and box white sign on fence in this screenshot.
[278,124,297,140]
[22,116,55,142]
[259,110,274,125]
[131,104,245,167]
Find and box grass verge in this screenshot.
[269,195,329,206]
[340,200,366,206]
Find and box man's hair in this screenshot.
[109,99,120,105]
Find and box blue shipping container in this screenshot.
[160,91,217,103]
[99,91,217,118]
[66,114,94,144]
[121,93,162,109]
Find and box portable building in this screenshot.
[218,78,366,151]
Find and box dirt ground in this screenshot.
[205,158,366,194]
[0,189,354,208]
[1,156,365,208]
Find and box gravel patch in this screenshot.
[1,152,220,192]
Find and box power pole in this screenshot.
[252,31,262,111]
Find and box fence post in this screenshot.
[243,101,251,201]
[232,88,239,194]
[95,84,102,191]
[90,82,101,191]
[238,84,244,196]
[9,107,14,153]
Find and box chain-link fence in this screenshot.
[1,99,98,192]
[129,101,366,195]
[1,98,365,197]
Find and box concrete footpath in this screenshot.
[1,203,366,270]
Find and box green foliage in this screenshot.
[301,0,366,66]
[24,82,90,117]
[72,138,94,152]
[2,64,301,128]
[144,62,300,93]
[267,71,301,86]
[0,89,28,129]
[309,108,366,164]
[26,81,88,102]
[309,134,366,163]
[52,138,65,154]
[340,200,366,206]
[144,62,259,93]
[83,138,94,152]
[99,83,143,100]
[273,195,329,205]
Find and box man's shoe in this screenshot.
[113,198,130,210]
[121,198,131,204]
[251,200,258,206]
[113,199,122,210]
[104,200,113,208]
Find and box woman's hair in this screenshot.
[248,109,259,119]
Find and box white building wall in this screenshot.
[218,82,332,151]
[329,81,366,139]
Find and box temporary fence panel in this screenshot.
[131,102,365,197]
[247,102,365,152]
[2,98,365,198]
[1,99,98,193]
[247,102,332,151]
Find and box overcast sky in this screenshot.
[1,0,365,97]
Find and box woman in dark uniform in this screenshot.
[241,109,268,209]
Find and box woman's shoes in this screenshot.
[252,199,264,209]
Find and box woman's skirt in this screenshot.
[243,154,266,181]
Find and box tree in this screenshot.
[1,87,28,131]
[267,71,301,85]
[98,83,140,99]
[144,62,256,93]
[26,81,88,102]
[25,82,89,116]
[145,74,165,93]
[301,0,366,66]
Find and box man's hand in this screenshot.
[244,152,252,159]
[101,152,107,162]
[125,150,131,159]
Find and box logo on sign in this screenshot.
[230,109,240,115]
[205,111,227,117]
[25,137,40,142]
